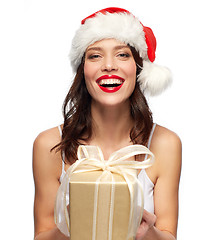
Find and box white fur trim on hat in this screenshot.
[69,12,148,72]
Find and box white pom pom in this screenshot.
[137,61,172,96]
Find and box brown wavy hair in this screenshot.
[52,47,153,163]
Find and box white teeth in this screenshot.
[99,79,123,85]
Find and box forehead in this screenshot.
[86,38,130,51]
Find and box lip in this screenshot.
[96,75,125,82]
[96,75,125,93]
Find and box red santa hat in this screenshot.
[69,7,172,96]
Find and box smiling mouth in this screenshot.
[98,79,124,88]
[96,75,125,93]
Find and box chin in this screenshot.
[92,97,130,109]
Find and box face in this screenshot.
[84,38,137,107]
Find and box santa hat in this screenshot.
[69,7,172,96]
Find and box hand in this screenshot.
[135,209,157,240]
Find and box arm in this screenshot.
[136,128,182,240]
[33,129,69,240]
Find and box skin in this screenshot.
[33,39,182,240]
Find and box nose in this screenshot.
[101,56,118,72]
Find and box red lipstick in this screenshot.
[96,75,125,93]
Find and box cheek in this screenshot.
[84,62,99,82]
[83,63,92,82]
[83,63,98,95]
[126,62,137,82]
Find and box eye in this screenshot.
[117,52,131,58]
[88,54,101,60]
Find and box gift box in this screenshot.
[69,170,138,240]
[55,145,154,240]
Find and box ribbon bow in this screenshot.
[54,144,154,238]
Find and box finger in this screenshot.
[142,209,157,226]
[136,220,148,240]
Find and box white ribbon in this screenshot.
[54,144,154,238]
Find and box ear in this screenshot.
[137,60,172,96]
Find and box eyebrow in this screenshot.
[86,45,130,52]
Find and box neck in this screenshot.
[90,101,134,154]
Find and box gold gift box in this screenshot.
[69,170,137,240]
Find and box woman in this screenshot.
[33,7,182,240]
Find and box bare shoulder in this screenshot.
[151,124,182,177]
[33,126,62,151]
[33,126,62,180]
[153,124,181,146]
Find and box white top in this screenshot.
[58,123,156,214]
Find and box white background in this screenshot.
[1,0,215,239]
